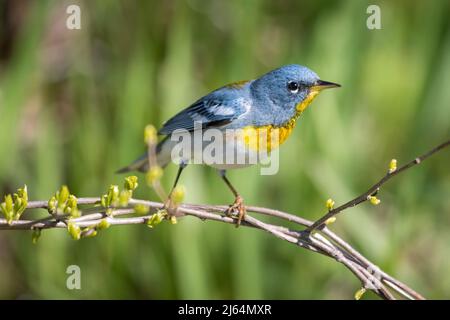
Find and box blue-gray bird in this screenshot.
[118,64,340,225]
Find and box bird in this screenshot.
[117,64,340,226]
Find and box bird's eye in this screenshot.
[287,81,300,93]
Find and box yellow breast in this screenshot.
[238,89,320,152]
[239,121,295,152]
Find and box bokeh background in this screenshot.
[0,0,449,299]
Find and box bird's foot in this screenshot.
[225,195,246,227]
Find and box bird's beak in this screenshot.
[311,80,341,91]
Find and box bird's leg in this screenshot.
[219,170,246,227]
[164,161,187,215]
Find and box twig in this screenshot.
[306,139,450,232]
[2,136,447,300]
[0,197,424,300]
[146,126,167,201]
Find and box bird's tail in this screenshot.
[116,136,172,174]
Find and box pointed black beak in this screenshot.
[313,80,341,90]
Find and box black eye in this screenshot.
[287,81,300,93]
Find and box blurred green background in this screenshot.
[0,0,449,299]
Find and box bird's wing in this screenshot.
[158,85,251,135]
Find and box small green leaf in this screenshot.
[389,159,397,173]
[146,166,163,185]
[124,176,138,192]
[368,195,381,205]
[1,194,14,224]
[3,194,13,213]
[119,190,132,207]
[17,185,28,200]
[32,229,41,244]
[354,287,366,300]
[325,198,335,211]
[66,195,77,210]
[48,196,57,214]
[14,185,28,219]
[101,194,108,208]
[134,204,150,215]
[96,219,110,230]
[169,216,177,225]
[67,222,81,240]
[70,208,81,218]
[171,185,186,205]
[57,185,70,206]
[146,210,165,228]
[144,125,157,145]
[107,185,119,207]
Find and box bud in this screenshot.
[124,176,139,192]
[146,210,165,228]
[169,216,178,225]
[67,222,81,240]
[146,166,163,185]
[389,159,397,174]
[48,196,57,214]
[354,287,366,300]
[119,190,132,207]
[134,204,150,215]
[108,185,120,206]
[17,185,28,201]
[57,185,70,206]
[16,185,28,216]
[70,208,81,218]
[1,194,14,224]
[13,191,27,220]
[171,185,186,205]
[144,125,158,145]
[368,195,381,205]
[101,185,120,208]
[32,229,41,244]
[101,194,108,208]
[325,217,336,225]
[96,219,111,230]
[64,195,78,215]
[2,194,13,213]
[326,198,335,211]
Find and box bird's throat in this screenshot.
[296,89,320,114]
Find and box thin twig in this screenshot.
[0,197,424,300]
[146,130,167,201]
[306,139,450,232]
[2,137,447,300]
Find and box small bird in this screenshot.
[118,64,340,225]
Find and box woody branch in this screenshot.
[0,126,448,300]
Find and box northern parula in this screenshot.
[118,64,340,225]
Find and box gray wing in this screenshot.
[158,95,249,135]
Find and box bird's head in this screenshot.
[251,64,340,123]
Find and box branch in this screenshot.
[0,197,424,300]
[306,139,450,232]
[2,127,447,300]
